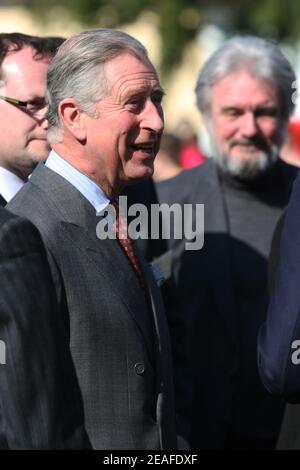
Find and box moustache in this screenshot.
[229,137,268,150]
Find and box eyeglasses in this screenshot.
[0,94,47,117]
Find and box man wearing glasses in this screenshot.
[0,33,64,206]
[0,34,91,448]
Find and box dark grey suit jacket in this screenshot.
[0,208,90,449]
[8,164,176,450]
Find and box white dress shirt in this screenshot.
[0,167,25,203]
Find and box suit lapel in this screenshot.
[65,223,156,363]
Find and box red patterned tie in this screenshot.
[112,201,145,290]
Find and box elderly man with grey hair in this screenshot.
[8,28,177,449]
[156,35,298,449]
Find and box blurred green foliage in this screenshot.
[25,0,300,75]
[26,0,201,75]
[218,0,300,39]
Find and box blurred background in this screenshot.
[2,0,300,168]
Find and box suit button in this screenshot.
[134,363,145,375]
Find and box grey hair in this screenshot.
[195,35,296,121]
[47,28,149,143]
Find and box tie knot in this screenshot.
[111,200,128,241]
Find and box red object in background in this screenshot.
[179,143,206,169]
[288,120,300,154]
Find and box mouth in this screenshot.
[231,141,269,154]
[29,136,48,142]
[130,142,156,156]
[231,139,267,150]
[237,143,259,150]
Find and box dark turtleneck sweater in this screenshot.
[220,160,297,442]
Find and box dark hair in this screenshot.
[40,36,65,56]
[0,33,65,72]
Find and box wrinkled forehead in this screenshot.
[211,71,279,107]
[103,53,160,96]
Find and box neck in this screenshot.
[51,143,122,199]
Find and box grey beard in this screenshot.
[212,145,279,180]
[205,120,285,181]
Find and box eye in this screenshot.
[255,107,278,118]
[126,96,144,112]
[128,98,140,105]
[26,99,46,113]
[222,107,243,117]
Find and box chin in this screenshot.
[141,163,154,179]
[227,153,276,180]
[29,143,50,162]
[127,166,154,185]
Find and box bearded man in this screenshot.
[156,35,298,449]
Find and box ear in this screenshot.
[58,98,87,141]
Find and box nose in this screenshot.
[40,115,48,131]
[240,111,258,137]
[36,105,48,130]
[141,99,164,134]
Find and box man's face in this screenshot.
[83,53,164,194]
[0,46,50,179]
[207,71,284,179]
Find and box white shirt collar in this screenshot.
[0,167,25,203]
[45,150,110,213]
